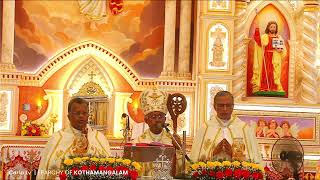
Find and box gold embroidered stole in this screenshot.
[197,116,250,161]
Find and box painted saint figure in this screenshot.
[78,0,123,21]
[256,119,267,137]
[210,36,225,67]
[280,121,293,137]
[251,21,287,95]
[209,27,226,67]
[266,120,280,138]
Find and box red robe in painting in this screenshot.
[252,27,287,93]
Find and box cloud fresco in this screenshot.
[14,0,164,78]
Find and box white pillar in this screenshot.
[300,1,319,104]
[0,0,16,72]
[232,0,247,101]
[177,0,192,79]
[160,0,177,78]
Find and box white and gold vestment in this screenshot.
[132,129,182,177]
[37,126,110,179]
[190,115,262,164]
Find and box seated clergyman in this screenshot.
[37,98,111,179]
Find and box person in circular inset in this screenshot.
[266,119,280,138]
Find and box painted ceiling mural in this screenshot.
[14,0,165,78]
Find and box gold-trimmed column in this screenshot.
[177,0,192,79]
[160,0,177,79]
[317,8,320,103]
[287,40,296,100]
[0,0,16,72]
[301,1,319,104]
[232,0,247,101]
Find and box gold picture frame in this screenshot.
[199,19,234,75]
[0,86,18,135]
[234,110,320,146]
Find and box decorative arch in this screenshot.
[36,41,141,90]
[245,1,296,41]
[242,1,297,100]
[65,57,114,96]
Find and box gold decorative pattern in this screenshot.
[207,0,233,14]
[140,88,168,115]
[0,40,195,92]
[207,128,223,159]
[140,133,147,139]
[55,150,64,160]
[0,91,8,123]
[198,127,208,159]
[95,130,110,156]
[62,141,74,160]
[203,139,212,151]
[232,138,246,161]
[147,130,165,143]
[304,6,320,12]
[212,128,222,147]
[206,22,231,72]
[227,127,234,140]
[74,81,106,97]
[45,131,62,179]
[242,124,251,160]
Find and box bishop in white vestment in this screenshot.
[190,91,262,164]
[37,98,110,179]
[132,88,182,177]
[133,128,173,145]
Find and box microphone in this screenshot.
[121,113,128,118]
[163,123,170,132]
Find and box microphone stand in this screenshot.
[124,115,130,144]
[163,126,191,163]
[121,114,131,144]
[182,131,187,177]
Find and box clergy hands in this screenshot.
[172,133,182,149]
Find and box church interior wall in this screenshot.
[16,86,48,135]
[195,0,320,174]
[0,0,319,177]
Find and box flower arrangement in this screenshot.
[59,156,141,180]
[21,121,48,136]
[188,160,264,180]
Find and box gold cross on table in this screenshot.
[88,71,96,81]
[210,27,226,39]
